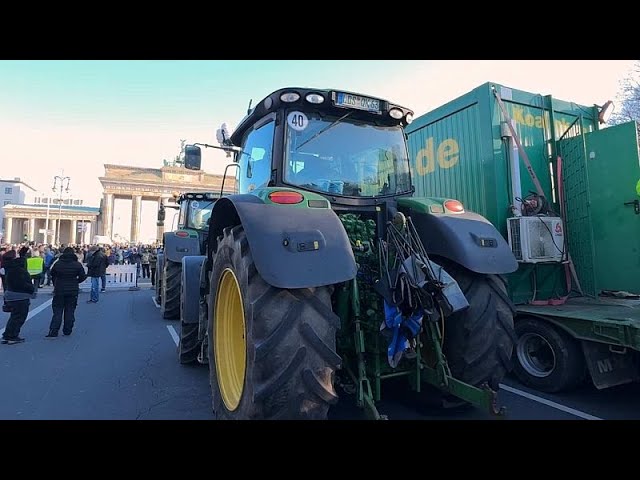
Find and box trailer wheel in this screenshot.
[513,318,586,392]
[161,260,181,320]
[208,225,340,420]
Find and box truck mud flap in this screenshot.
[582,341,640,389]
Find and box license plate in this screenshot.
[334,92,381,113]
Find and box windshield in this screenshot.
[187,200,214,230]
[284,111,412,197]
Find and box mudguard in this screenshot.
[209,195,357,289]
[181,256,206,324]
[163,230,200,263]
[407,209,518,275]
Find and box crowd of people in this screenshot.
[0,241,162,345]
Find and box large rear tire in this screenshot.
[400,260,516,412]
[442,262,516,392]
[161,260,181,320]
[208,225,341,420]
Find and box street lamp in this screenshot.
[52,174,71,245]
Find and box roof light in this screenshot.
[444,199,465,213]
[389,108,403,120]
[280,92,300,103]
[405,112,413,124]
[268,191,304,204]
[305,93,325,104]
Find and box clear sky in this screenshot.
[0,60,634,242]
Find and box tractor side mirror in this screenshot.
[157,204,166,227]
[184,145,202,171]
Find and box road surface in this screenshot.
[1,286,638,420]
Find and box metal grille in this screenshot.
[558,117,596,296]
[508,218,523,260]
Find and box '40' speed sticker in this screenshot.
[287,111,308,131]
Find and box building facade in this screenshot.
[98,164,235,243]
[0,178,36,241]
[2,203,99,245]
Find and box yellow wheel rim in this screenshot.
[214,268,246,411]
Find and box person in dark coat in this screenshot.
[1,250,35,344]
[46,247,87,337]
[86,246,107,303]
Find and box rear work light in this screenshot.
[175,231,190,237]
[268,191,304,204]
[444,200,465,213]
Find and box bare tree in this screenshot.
[610,61,640,125]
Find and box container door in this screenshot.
[585,121,640,294]
[559,118,597,296]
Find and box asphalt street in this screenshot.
[1,284,638,420]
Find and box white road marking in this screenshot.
[167,325,179,346]
[152,296,160,309]
[1,299,54,336]
[500,383,602,420]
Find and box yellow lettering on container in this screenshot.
[415,137,435,175]
[437,139,459,168]
[415,137,460,175]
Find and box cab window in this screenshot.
[237,119,275,194]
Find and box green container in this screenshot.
[405,82,603,303]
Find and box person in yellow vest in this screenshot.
[26,250,45,290]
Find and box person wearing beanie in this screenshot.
[46,246,87,337]
[1,249,35,344]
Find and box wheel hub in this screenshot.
[214,268,247,411]
[516,332,556,378]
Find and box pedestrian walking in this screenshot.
[46,247,87,337]
[86,246,107,303]
[1,249,36,345]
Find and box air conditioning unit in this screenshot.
[507,216,565,263]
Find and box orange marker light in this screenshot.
[444,200,464,213]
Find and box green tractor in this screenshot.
[179,87,519,419]
[155,192,215,320]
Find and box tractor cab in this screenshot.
[228,88,415,211]
[176,193,215,232]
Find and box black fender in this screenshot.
[163,231,200,263]
[181,255,206,324]
[208,195,357,289]
[407,210,518,275]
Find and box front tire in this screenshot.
[161,260,181,320]
[208,225,341,420]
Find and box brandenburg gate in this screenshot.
[99,164,235,243]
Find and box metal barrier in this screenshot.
[79,265,138,291]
